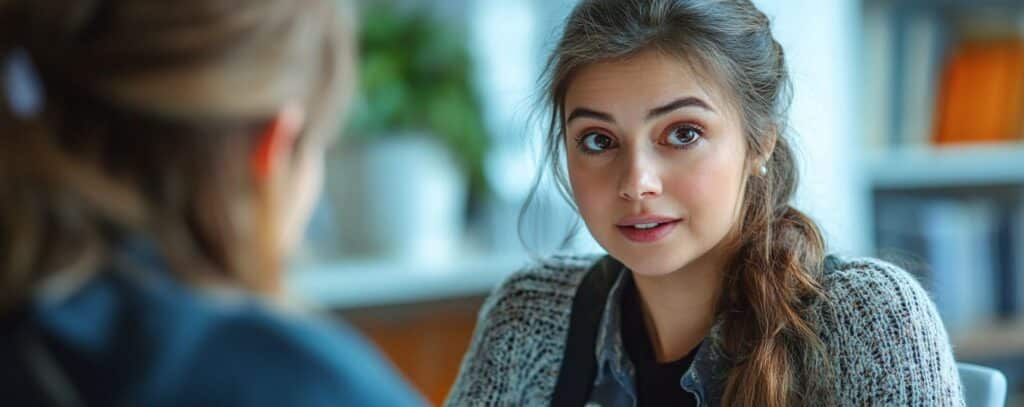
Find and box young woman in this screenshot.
[0,1,423,405]
[448,1,964,406]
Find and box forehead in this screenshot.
[564,49,736,118]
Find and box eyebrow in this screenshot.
[565,108,614,124]
[647,97,714,119]
[565,96,715,125]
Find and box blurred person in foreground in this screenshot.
[0,0,424,405]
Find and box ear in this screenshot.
[763,129,778,159]
[750,128,779,175]
[251,104,305,181]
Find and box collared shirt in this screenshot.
[586,269,727,407]
[620,276,699,406]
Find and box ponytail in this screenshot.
[718,137,833,407]
[1,35,123,312]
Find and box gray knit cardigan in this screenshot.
[446,255,965,406]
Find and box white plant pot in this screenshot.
[327,134,467,265]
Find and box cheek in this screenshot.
[567,159,616,229]
[667,155,745,234]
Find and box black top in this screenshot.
[620,278,699,407]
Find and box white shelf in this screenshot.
[952,318,1024,360]
[286,254,532,309]
[867,143,1024,190]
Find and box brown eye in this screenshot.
[665,125,702,148]
[578,131,616,154]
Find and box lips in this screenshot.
[615,215,681,243]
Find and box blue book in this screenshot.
[920,199,998,333]
[1011,200,1024,317]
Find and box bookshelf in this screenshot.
[867,143,1024,190]
[863,0,1024,401]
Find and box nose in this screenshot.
[618,150,662,201]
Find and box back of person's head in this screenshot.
[0,0,355,312]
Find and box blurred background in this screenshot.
[284,0,1024,404]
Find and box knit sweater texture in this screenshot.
[446,255,965,406]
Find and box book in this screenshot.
[863,1,895,151]
[899,10,945,147]
[933,38,1024,145]
[876,196,932,282]
[875,196,1000,333]
[919,199,999,333]
[994,203,1016,318]
[1012,199,1024,316]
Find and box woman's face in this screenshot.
[564,49,751,276]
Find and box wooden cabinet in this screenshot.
[338,296,485,406]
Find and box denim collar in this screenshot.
[592,269,730,406]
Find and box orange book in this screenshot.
[1006,41,1024,141]
[933,39,1024,145]
[934,47,968,144]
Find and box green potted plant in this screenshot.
[348,3,488,192]
[327,3,489,262]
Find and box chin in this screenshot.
[609,246,691,277]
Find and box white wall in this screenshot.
[755,0,870,255]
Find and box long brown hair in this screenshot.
[0,0,355,312]
[536,0,833,405]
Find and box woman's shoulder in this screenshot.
[27,264,425,406]
[815,254,939,330]
[152,295,426,406]
[480,253,602,321]
[812,255,964,405]
[445,253,603,406]
[493,253,600,298]
[133,273,427,405]
[818,254,930,304]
